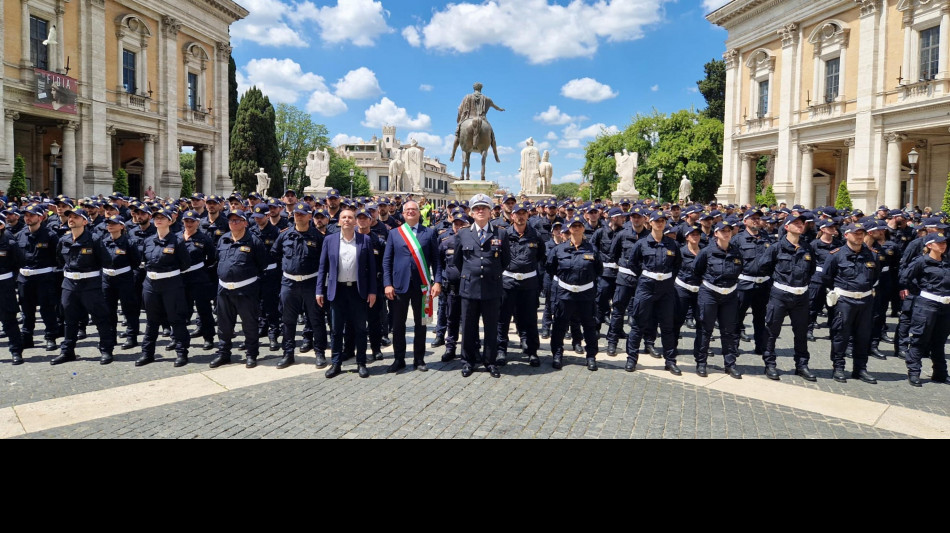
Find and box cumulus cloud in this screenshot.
[496,146,515,155]
[534,105,585,125]
[555,171,584,184]
[307,91,348,116]
[334,67,382,99]
[546,132,559,141]
[332,133,365,146]
[403,26,422,47]
[703,0,732,13]
[231,0,308,47]
[412,0,664,64]
[295,0,393,47]
[561,78,618,103]
[362,98,432,130]
[558,123,620,149]
[405,132,455,156]
[238,58,328,104]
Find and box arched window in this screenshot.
[808,19,850,104]
[745,49,775,118]
[114,15,152,96]
[183,43,210,112]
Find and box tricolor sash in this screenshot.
[395,223,434,317]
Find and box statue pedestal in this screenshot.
[303,186,332,199]
[452,181,497,202]
[612,189,641,204]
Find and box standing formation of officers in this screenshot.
[1,188,948,388]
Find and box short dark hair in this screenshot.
[338,205,357,216]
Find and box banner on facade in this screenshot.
[34,69,78,114]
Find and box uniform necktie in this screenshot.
[479,228,488,246]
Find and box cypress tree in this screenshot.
[942,172,950,215]
[8,154,28,201]
[835,181,853,211]
[113,168,129,196]
[229,87,282,196]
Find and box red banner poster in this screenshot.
[34,68,78,114]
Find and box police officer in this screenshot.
[673,224,702,364]
[101,214,142,352]
[210,210,268,369]
[546,215,602,372]
[17,204,61,353]
[754,214,818,381]
[807,219,841,341]
[357,206,388,362]
[540,219,565,339]
[821,222,881,384]
[137,208,192,367]
[691,220,745,378]
[591,208,624,326]
[866,220,899,360]
[52,208,116,365]
[733,209,773,355]
[895,217,947,359]
[496,202,545,368]
[250,204,282,352]
[438,211,468,363]
[900,231,950,387]
[604,206,649,356]
[0,217,26,364]
[179,210,217,352]
[624,210,682,375]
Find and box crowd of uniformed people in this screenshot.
[0,186,948,387]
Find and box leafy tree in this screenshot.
[8,154,28,201]
[835,181,853,211]
[275,103,330,192]
[757,185,777,208]
[180,153,196,198]
[551,182,580,200]
[327,150,371,198]
[113,169,129,196]
[697,59,726,122]
[229,54,239,139]
[943,172,950,215]
[229,87,282,197]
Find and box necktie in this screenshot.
[479,228,488,246]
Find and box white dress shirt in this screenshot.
[338,233,358,283]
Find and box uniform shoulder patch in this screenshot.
[829,248,840,254]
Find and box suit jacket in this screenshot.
[316,232,377,302]
[383,222,442,293]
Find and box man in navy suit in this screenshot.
[383,200,442,373]
[316,205,378,379]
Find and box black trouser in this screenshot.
[906,299,950,376]
[184,280,215,343]
[330,284,369,365]
[18,275,59,341]
[61,279,116,355]
[696,287,739,367]
[541,275,554,332]
[807,283,827,330]
[673,284,700,359]
[737,283,769,353]
[390,285,426,364]
[462,297,502,367]
[103,273,140,338]
[301,297,328,353]
[216,283,262,358]
[595,275,617,325]
[870,281,892,347]
[606,282,636,345]
[550,298,598,359]
[626,280,676,364]
[434,287,448,338]
[830,294,873,372]
[281,278,319,356]
[142,278,189,358]
[763,288,810,369]
[258,269,281,339]
[497,286,540,357]
[442,284,462,355]
[1,281,23,356]
[896,294,916,354]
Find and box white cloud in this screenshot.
[534,105,586,125]
[333,67,382,100]
[296,0,393,47]
[238,58,328,104]
[561,78,618,102]
[306,91,348,116]
[555,172,584,184]
[405,132,455,156]
[415,0,664,64]
[362,98,432,130]
[403,26,422,47]
[496,146,515,155]
[651,84,660,92]
[558,123,619,149]
[565,153,585,159]
[703,0,732,13]
[546,132,559,141]
[419,84,434,92]
[231,0,308,48]
[332,133,365,146]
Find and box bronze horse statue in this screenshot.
[450,117,498,181]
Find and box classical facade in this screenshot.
[709,0,950,212]
[1,0,247,199]
[335,126,461,208]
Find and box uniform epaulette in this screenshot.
[829,248,841,254]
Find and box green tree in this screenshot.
[113,168,129,196]
[180,153,196,198]
[8,154,28,201]
[229,87,282,196]
[275,103,330,192]
[835,181,853,211]
[697,59,726,122]
[327,151,371,198]
[551,182,580,200]
[943,172,950,214]
[229,55,239,138]
[757,185,777,208]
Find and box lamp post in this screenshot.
[907,147,919,212]
[349,168,355,199]
[281,163,289,195]
[587,172,593,202]
[50,141,60,196]
[657,169,664,203]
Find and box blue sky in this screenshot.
[231,0,731,192]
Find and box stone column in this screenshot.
[738,153,754,207]
[216,42,233,195]
[799,144,816,208]
[844,138,856,184]
[54,3,64,72]
[159,16,182,198]
[61,121,77,197]
[4,112,19,182]
[718,49,740,203]
[884,133,907,210]
[81,0,112,195]
[940,7,950,80]
[200,146,212,193]
[142,135,155,194]
[773,25,799,203]
[20,0,32,73]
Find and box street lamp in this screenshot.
[907,147,919,212]
[50,141,60,196]
[657,169,664,203]
[349,168,355,199]
[281,163,289,194]
[587,172,594,202]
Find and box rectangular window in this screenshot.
[30,16,50,70]
[920,26,940,81]
[757,80,769,117]
[825,57,840,101]
[188,73,198,110]
[379,176,389,191]
[122,50,137,94]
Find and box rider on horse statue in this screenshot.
[451,82,504,163]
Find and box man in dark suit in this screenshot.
[383,200,442,373]
[316,205,378,379]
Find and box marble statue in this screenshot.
[255,168,271,196]
[389,147,406,191]
[404,139,423,192]
[538,151,553,195]
[451,82,504,164]
[305,148,330,189]
[679,175,693,203]
[519,138,541,195]
[614,149,639,195]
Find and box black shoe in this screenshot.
[487,365,501,378]
[358,365,370,379]
[380,337,392,347]
[696,364,708,378]
[686,318,696,329]
[387,361,406,374]
[666,362,682,376]
[315,354,328,369]
[190,329,202,339]
[832,369,848,383]
[765,365,780,381]
[201,341,215,351]
[587,358,598,372]
[430,335,445,348]
[209,354,231,369]
[246,356,257,369]
[852,369,877,384]
[277,355,295,369]
[297,316,305,325]
[269,338,280,352]
[441,351,457,363]
[646,345,661,359]
[300,341,313,353]
[540,329,550,340]
[415,363,428,372]
[552,355,563,370]
[164,342,176,352]
[725,366,742,379]
[625,360,636,373]
[806,330,816,342]
[740,332,752,343]
[174,355,189,368]
[870,347,887,360]
[796,366,818,382]
[162,328,171,338]
[528,355,541,367]
[11,353,24,366]
[325,364,342,379]
[495,353,507,367]
[373,352,384,361]
[121,338,138,351]
[520,339,529,352]
[45,339,58,352]
[118,331,129,339]
[897,350,909,361]
[50,353,76,366]
[135,354,154,367]
[845,347,853,358]
[461,365,474,378]
[573,343,584,355]
[932,374,950,384]
[238,342,246,351]
[909,373,923,388]
[880,332,893,343]
[76,329,87,341]
[606,343,618,357]
[100,352,114,366]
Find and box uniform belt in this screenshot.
[557,280,594,293]
[64,271,101,281]
[920,291,950,305]
[183,262,206,274]
[102,266,132,277]
[675,277,699,293]
[265,263,278,271]
[603,263,619,270]
[219,277,258,290]
[147,270,181,281]
[283,272,318,282]
[641,270,673,281]
[834,288,873,300]
[618,267,637,277]
[337,281,357,287]
[0,272,13,281]
[19,267,54,277]
[773,282,809,295]
[703,281,738,295]
[738,274,771,284]
[503,270,538,281]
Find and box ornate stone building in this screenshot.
[1,0,247,198]
[709,0,950,211]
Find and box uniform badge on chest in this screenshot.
[162,247,175,254]
[491,239,501,246]
[240,246,251,253]
[80,248,93,255]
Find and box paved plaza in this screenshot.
[1,306,948,439]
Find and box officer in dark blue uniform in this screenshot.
[807,219,841,341]
[754,214,818,381]
[249,204,281,351]
[673,224,702,363]
[624,210,682,375]
[179,210,217,352]
[201,196,230,244]
[540,219,565,339]
[895,217,947,359]
[438,211,467,362]
[546,215,603,371]
[210,210,268,369]
[591,208,624,326]
[732,209,773,354]
[357,206,388,362]
[604,206,649,356]
[496,202,545,367]
[431,201,458,348]
[821,222,881,384]
[866,220,899,359]
[100,214,141,352]
[900,232,950,386]
[52,208,116,365]
[0,217,26,364]
[17,205,61,353]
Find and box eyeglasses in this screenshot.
[228,219,246,224]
